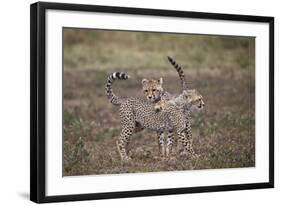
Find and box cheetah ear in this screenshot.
[158,77,163,85]
[142,78,148,85]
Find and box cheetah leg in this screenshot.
[177,136,183,154]
[118,106,135,161]
[166,131,175,157]
[178,129,198,158]
[157,131,165,157]
[177,111,189,153]
[117,127,134,161]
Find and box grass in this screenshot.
[63,28,255,176]
[63,29,255,72]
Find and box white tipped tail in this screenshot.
[105,72,129,105]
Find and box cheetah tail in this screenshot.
[105,72,130,105]
[167,56,187,90]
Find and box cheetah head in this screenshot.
[181,89,205,111]
[142,78,164,102]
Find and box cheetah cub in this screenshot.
[141,78,165,102]
[152,89,204,157]
[106,72,201,161]
[142,77,204,157]
[154,89,204,112]
[142,56,204,157]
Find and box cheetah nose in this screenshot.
[148,96,152,99]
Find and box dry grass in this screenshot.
[63,29,255,176]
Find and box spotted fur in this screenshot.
[155,89,204,112]
[156,90,203,156]
[105,72,198,161]
[142,57,204,157]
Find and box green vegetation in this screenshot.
[64,29,255,72]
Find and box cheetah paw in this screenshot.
[121,156,132,163]
[179,151,200,159]
[191,153,200,159]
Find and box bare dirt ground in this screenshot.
[63,29,255,176]
[63,69,255,176]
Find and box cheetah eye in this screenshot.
[144,90,148,93]
[152,89,156,92]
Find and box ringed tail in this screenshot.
[167,56,187,90]
[105,72,129,105]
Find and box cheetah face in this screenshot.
[190,94,204,111]
[193,97,205,110]
[142,78,163,102]
[182,89,205,111]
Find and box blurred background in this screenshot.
[63,28,255,176]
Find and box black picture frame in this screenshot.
[30,1,274,203]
